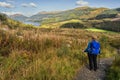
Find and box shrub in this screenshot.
[60,22,85,29]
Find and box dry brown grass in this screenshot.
[0,28,119,80]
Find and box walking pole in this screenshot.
[98,53,100,69]
[82,50,86,66]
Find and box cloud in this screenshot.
[21,3,29,7]
[76,0,89,6]
[21,2,37,8]
[29,3,37,7]
[6,0,15,3]
[2,12,22,16]
[0,2,14,8]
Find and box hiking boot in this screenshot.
[94,68,97,71]
[89,68,93,71]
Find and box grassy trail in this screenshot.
[75,57,114,80]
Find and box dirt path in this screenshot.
[75,58,114,80]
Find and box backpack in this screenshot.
[90,41,100,55]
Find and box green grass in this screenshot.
[85,28,113,33]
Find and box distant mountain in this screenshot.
[28,13,53,22]
[9,7,120,24]
[10,14,28,22]
[28,7,102,23]
[38,11,62,14]
[27,11,62,22]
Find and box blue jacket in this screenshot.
[84,41,100,55]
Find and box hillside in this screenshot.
[37,7,120,32]
[96,8,119,19]
[0,13,35,29]
[37,7,119,32]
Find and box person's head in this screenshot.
[91,35,97,41]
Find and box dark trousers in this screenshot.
[87,53,98,70]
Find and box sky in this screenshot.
[0,0,120,16]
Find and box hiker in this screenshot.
[84,36,100,71]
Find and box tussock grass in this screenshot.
[106,56,120,80]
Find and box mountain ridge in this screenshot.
[8,7,120,23]
[9,14,28,22]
